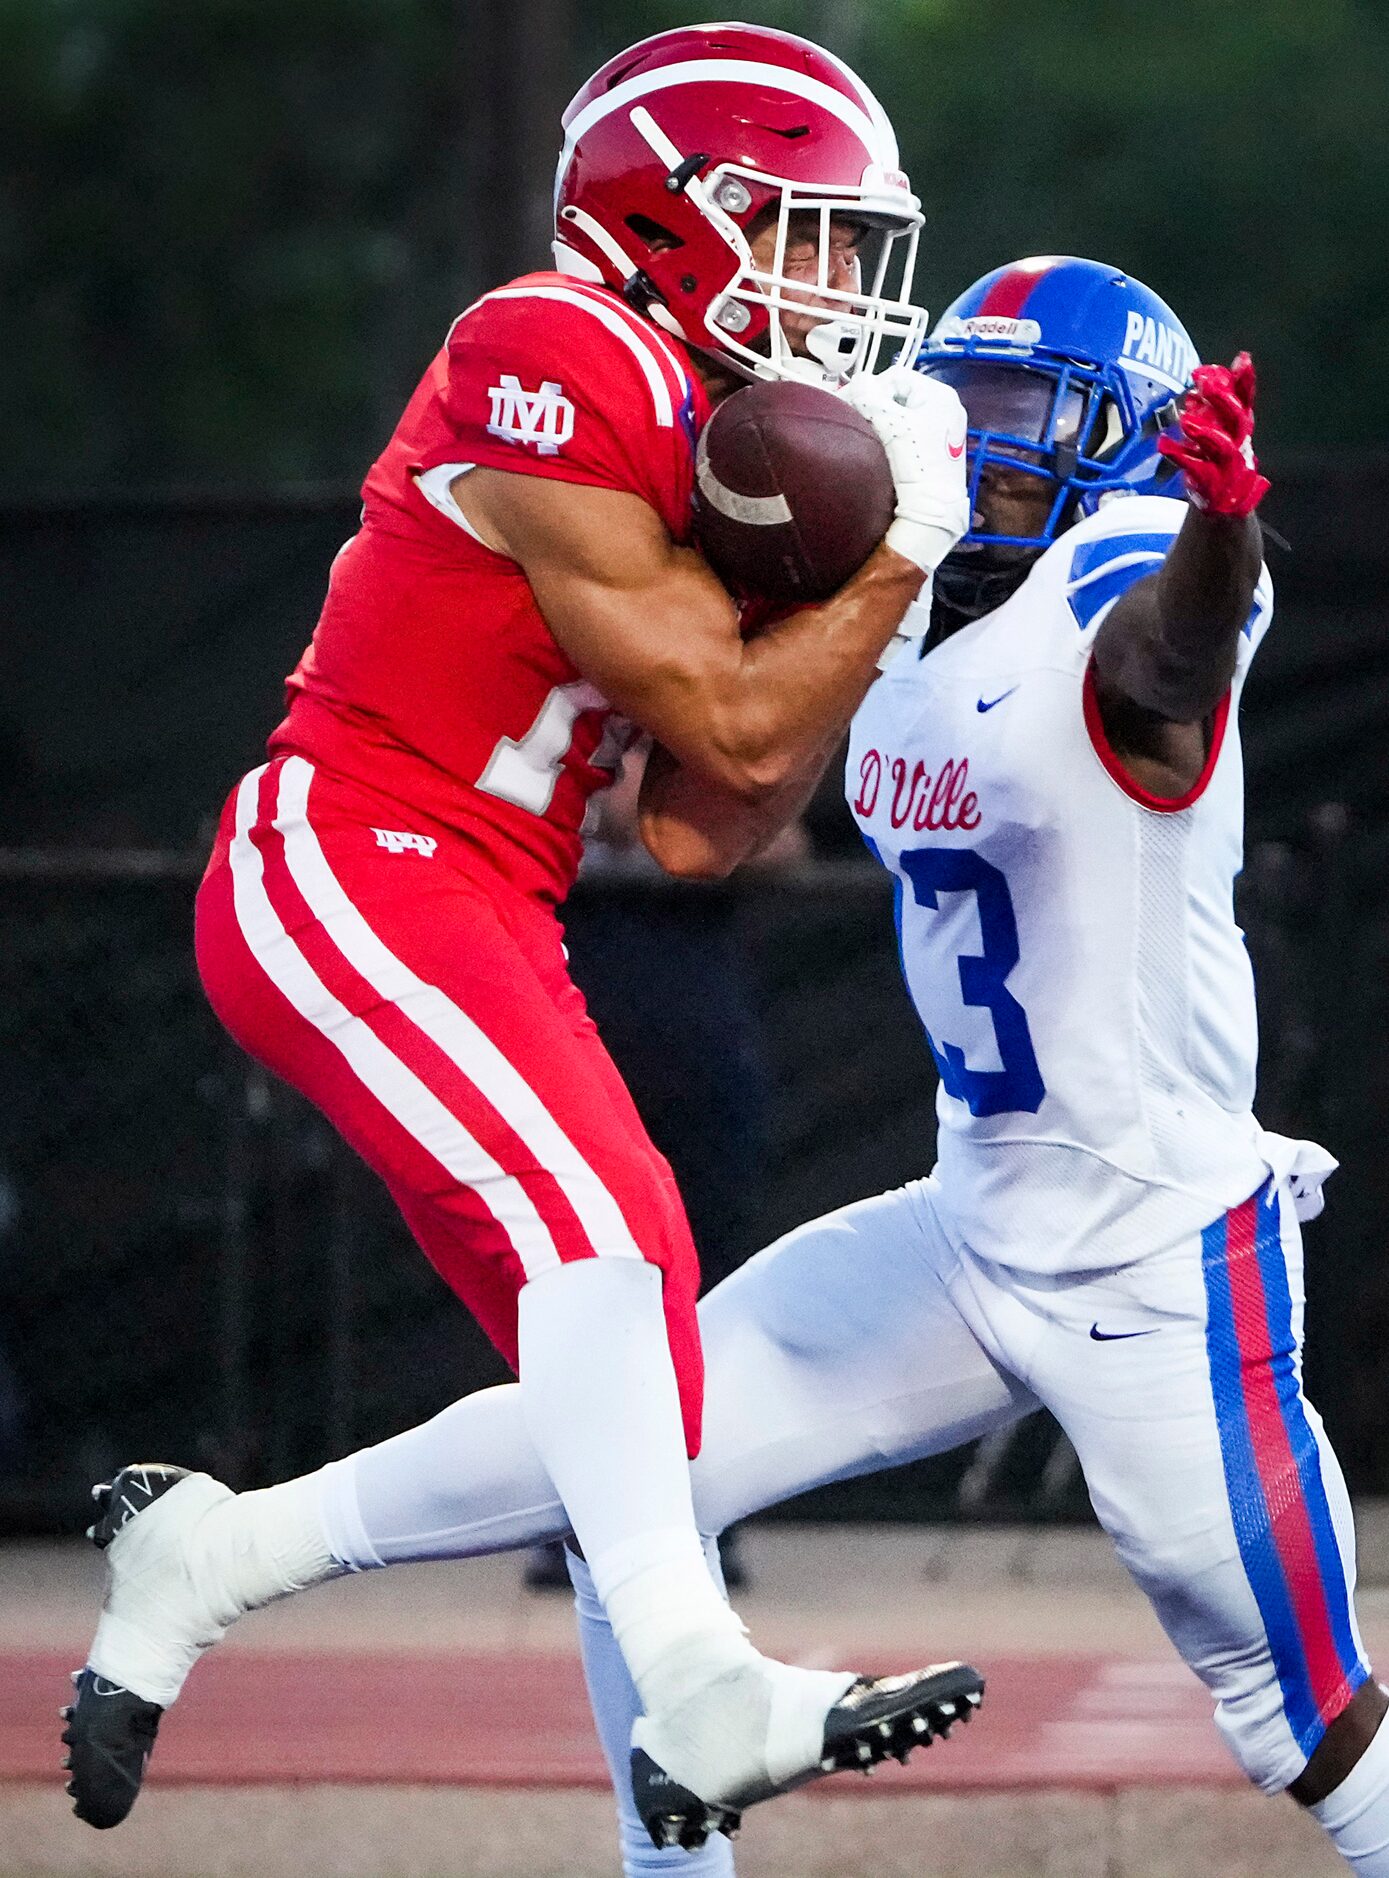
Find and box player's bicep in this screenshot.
[458,468,747,776]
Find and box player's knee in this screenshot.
[1214,1693,1303,1792]
[1208,1653,1353,1795]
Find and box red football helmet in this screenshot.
[553,23,927,384]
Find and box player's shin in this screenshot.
[1311,1705,1389,1874]
[568,1540,736,1877]
[516,1258,759,1714]
[316,1381,566,1567]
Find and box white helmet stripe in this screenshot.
[557,58,891,193]
[811,45,900,165]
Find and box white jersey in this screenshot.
[848,494,1325,1273]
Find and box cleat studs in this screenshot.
[61,1755,71,1770]
[855,1741,873,1764]
[65,1782,76,1797]
[58,1705,72,1721]
[910,1714,929,1735]
[821,1755,837,1772]
[876,1720,893,1738]
[70,1671,82,1686]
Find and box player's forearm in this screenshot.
[638,736,833,880]
[702,546,923,798]
[1093,508,1261,721]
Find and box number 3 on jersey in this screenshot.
[900,847,1045,1118]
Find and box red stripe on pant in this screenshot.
[1226,1195,1350,1727]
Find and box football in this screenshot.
[693,379,896,606]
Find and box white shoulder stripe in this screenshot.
[559,276,695,384]
[479,284,686,429]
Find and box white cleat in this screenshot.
[630,1659,986,1850]
[66,1463,243,1830]
[86,1463,239,1709]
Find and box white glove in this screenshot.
[840,367,971,576]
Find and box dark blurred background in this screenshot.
[1,0,1386,1529]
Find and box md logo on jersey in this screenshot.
[372,828,437,857]
[487,375,575,456]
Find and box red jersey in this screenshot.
[271,272,708,903]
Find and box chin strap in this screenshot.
[931,551,1039,630]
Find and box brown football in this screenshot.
[692,378,896,606]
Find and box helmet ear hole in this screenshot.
[625,214,683,254]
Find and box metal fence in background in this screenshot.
[3,827,1385,1536]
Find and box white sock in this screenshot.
[89,1473,342,1708]
[315,1382,566,1570]
[568,1541,736,1877]
[516,1259,755,1718]
[1312,1701,1389,1873]
[195,1476,342,1614]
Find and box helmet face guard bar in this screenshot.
[699,167,927,382]
[925,347,1181,551]
[627,103,927,384]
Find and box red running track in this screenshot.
[2,1650,1242,1795]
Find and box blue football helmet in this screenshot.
[917,255,1197,557]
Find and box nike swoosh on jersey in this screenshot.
[1089,1324,1160,1341]
[976,687,1019,713]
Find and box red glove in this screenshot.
[1157,351,1270,516]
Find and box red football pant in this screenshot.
[195,755,704,1453]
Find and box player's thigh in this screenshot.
[689,1182,1034,1534]
[195,759,702,1418]
[1016,1182,1369,1789]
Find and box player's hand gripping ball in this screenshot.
[693,379,896,605]
[1158,351,1270,517]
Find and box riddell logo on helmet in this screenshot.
[937,315,1042,347]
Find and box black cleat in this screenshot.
[630,1751,742,1851]
[66,1463,193,1828]
[816,1662,983,1776]
[630,1661,983,1852]
[61,1670,164,1830]
[87,1462,194,1550]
